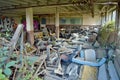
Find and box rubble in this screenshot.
[66,63,79,78]
[0,24,120,80]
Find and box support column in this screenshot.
[115,2,120,31]
[100,13,103,25]
[105,9,107,22]
[116,2,120,48]
[118,2,120,31]
[26,8,34,45]
[55,8,59,39]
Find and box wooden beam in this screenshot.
[108,6,116,13]
[69,6,78,11]
[59,7,69,12]
[90,0,94,17]
[37,0,51,5]
[116,1,120,31]
[9,0,28,5]
[76,5,84,11]
[46,0,49,5]
[22,0,36,4]
[0,4,11,7]
[69,0,72,3]
[71,6,79,11]
[64,6,73,11]
[0,0,19,5]
[57,0,61,4]
[0,1,93,11]
[101,6,107,12]
[104,7,107,22]
[1,9,24,15]
[75,6,82,11]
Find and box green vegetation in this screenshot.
[0,46,43,80]
[98,21,115,46]
[0,69,8,80]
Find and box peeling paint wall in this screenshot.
[44,15,100,25]
[83,15,101,25]
[9,14,101,29]
[44,16,83,25]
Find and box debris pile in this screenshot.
[0,24,119,80]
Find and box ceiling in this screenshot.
[0,0,118,17]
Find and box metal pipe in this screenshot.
[72,57,106,67]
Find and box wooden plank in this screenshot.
[33,55,47,78]
[108,61,119,80]
[114,49,120,79]
[79,65,84,80]
[81,65,98,80]
[44,73,64,80]
[114,59,120,79]
[98,64,108,80]
[10,24,23,48]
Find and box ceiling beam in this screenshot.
[46,0,57,4]
[37,0,48,5]
[69,0,72,3]
[100,5,107,14]
[0,4,11,7]
[71,6,79,11]
[0,0,19,5]
[74,6,82,11]
[0,11,23,16]
[46,0,49,5]
[0,1,116,13]
[0,2,80,11]
[57,0,61,4]
[59,7,69,12]
[89,0,94,17]
[64,6,78,12]
[22,0,36,4]
[76,5,84,10]
[8,0,28,5]
[64,6,72,11]
[70,6,81,11]
[108,5,116,12]
[1,13,21,17]
[1,11,23,15]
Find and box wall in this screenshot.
[45,14,100,25]
[10,14,101,28]
[83,14,101,25]
[44,16,83,25]
[46,16,55,25]
[59,17,83,25]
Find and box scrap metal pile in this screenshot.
[0,24,119,80]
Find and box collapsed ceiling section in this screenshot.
[0,0,118,16]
